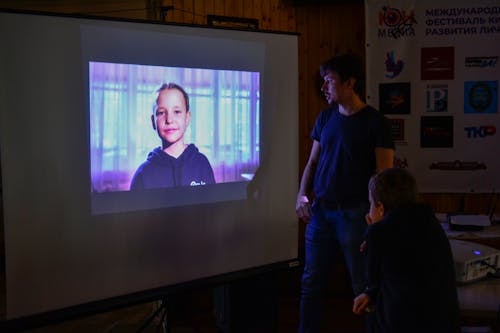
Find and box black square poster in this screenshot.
[420,116,453,148]
[379,82,411,114]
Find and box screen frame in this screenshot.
[0,8,299,329]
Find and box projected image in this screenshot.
[89,62,260,194]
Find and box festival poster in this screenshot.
[365,0,500,192]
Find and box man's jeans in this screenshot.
[298,201,368,333]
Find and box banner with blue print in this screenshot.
[365,0,500,193]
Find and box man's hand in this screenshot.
[296,195,312,222]
[353,293,371,315]
[359,240,367,253]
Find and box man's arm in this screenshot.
[375,147,394,172]
[296,140,321,222]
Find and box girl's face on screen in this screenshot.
[155,88,191,147]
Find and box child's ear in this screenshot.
[347,77,356,90]
[151,114,156,130]
[377,202,385,217]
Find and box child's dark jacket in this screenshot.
[364,203,460,333]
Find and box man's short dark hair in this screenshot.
[320,53,364,95]
[368,168,418,212]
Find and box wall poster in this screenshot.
[365,0,500,193]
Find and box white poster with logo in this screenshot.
[365,0,500,193]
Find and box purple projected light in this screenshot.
[89,62,260,193]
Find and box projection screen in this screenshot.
[0,10,299,322]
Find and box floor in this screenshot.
[6,267,366,333]
[16,296,365,333]
[3,267,497,333]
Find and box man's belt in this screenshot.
[317,198,366,210]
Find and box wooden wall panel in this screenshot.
[182,0,195,23]
[421,193,500,216]
[212,0,225,16]
[259,0,272,31]
[420,193,465,214]
[296,3,365,176]
[243,0,257,22]
[192,1,206,25]
[0,0,150,19]
[168,0,185,23]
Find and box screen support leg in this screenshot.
[136,298,169,333]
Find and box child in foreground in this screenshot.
[353,168,460,333]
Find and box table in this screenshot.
[458,278,500,333]
[440,220,500,332]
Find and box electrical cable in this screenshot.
[481,260,500,278]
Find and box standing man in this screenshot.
[296,54,395,332]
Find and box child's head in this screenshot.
[151,83,191,149]
[367,168,418,224]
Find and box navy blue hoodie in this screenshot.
[130,144,215,190]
